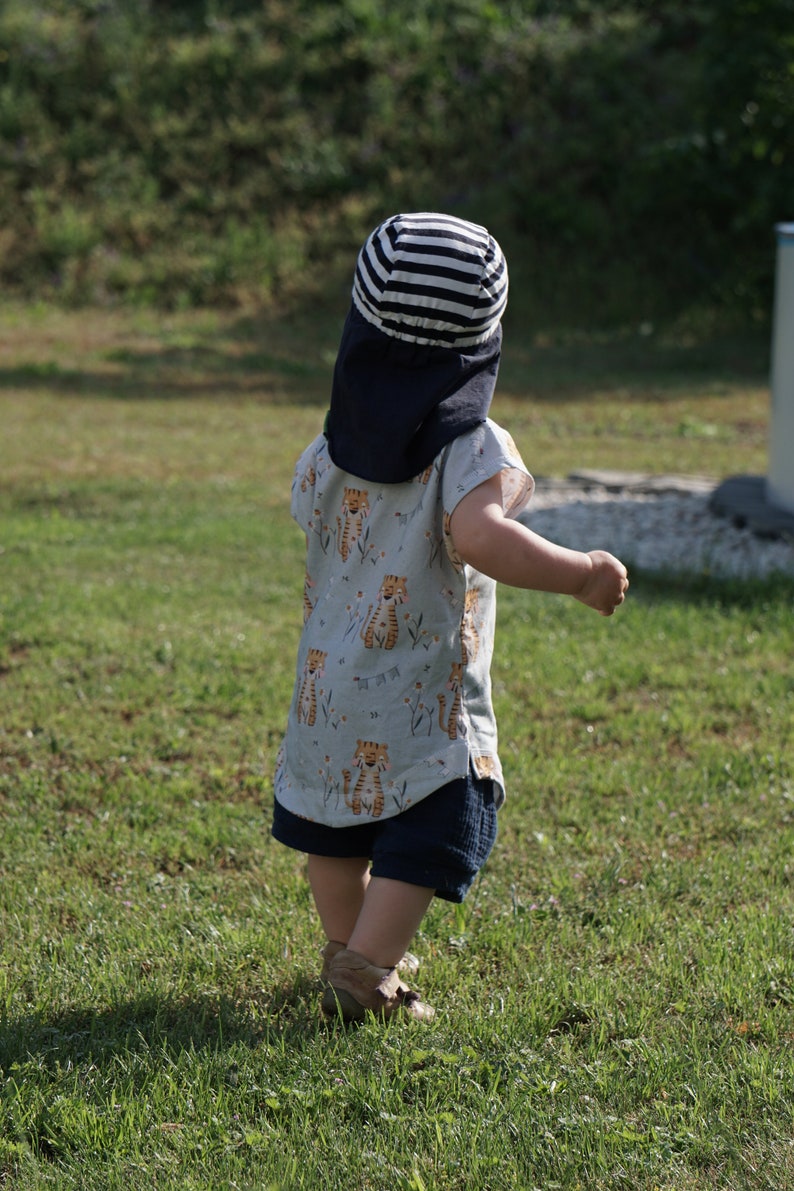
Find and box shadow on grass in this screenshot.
[0,304,770,406]
[498,325,769,402]
[0,358,330,406]
[0,980,330,1070]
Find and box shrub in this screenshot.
[0,0,790,324]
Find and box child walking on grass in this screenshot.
[272,212,629,1021]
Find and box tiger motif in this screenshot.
[362,574,408,650]
[302,571,316,623]
[443,511,464,572]
[296,647,327,727]
[437,662,464,739]
[460,588,481,663]
[342,739,390,818]
[336,487,370,562]
[472,755,498,780]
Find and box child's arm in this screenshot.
[449,474,629,616]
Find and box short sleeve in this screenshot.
[441,419,534,520]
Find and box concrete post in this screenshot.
[767,223,794,513]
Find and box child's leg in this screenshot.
[308,854,433,969]
[307,854,370,944]
[347,876,433,969]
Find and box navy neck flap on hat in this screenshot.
[325,306,502,484]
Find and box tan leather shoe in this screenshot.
[321,947,434,1022]
[319,940,420,983]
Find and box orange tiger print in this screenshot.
[443,511,465,572]
[472,755,497,780]
[342,739,390,818]
[437,662,464,739]
[302,571,316,622]
[297,647,327,727]
[362,574,408,650]
[336,487,370,561]
[460,588,480,663]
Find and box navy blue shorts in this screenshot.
[271,771,497,903]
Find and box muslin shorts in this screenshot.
[271,769,497,903]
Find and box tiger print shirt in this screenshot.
[274,419,533,826]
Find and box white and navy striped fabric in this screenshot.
[352,212,508,348]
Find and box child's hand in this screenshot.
[575,550,629,616]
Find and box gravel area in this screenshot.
[521,472,794,580]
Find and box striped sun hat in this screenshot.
[351,212,508,349]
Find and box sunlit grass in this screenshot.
[1,307,792,1189]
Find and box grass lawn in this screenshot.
[1,305,792,1189]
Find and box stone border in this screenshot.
[553,469,715,496]
[536,469,794,541]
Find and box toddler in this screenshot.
[272,212,628,1021]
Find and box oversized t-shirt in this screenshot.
[274,419,533,826]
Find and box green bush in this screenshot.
[0,0,791,324]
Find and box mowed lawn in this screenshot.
[1,305,792,1190]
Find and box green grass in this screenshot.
[1,306,792,1189]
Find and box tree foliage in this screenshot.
[0,0,791,323]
